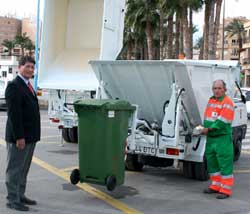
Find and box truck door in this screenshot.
[100,0,126,60]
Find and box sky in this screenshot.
[0,0,250,42]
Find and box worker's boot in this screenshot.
[203,188,218,194]
[216,193,230,199]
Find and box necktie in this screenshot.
[27,81,35,96]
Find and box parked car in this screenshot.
[0,79,8,110]
[240,87,250,119]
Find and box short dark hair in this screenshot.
[19,56,36,66]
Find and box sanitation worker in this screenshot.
[202,79,234,199]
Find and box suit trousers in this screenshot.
[5,142,36,204]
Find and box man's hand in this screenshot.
[201,128,209,135]
[16,139,26,150]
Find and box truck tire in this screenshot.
[62,128,71,143]
[125,154,144,171]
[194,158,209,181]
[68,127,78,143]
[183,161,195,179]
[233,138,242,162]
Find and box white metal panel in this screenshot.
[90,60,240,126]
[100,0,126,60]
[38,0,125,90]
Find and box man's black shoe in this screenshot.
[21,196,37,205]
[216,193,230,199]
[203,188,219,194]
[6,202,29,211]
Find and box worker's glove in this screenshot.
[192,125,204,136]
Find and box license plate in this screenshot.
[64,120,71,127]
[135,145,156,155]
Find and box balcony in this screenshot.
[242,58,250,65]
[242,58,250,69]
[243,37,250,49]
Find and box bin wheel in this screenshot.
[125,154,143,171]
[106,175,116,191]
[62,128,71,143]
[68,127,78,143]
[70,169,80,185]
[233,138,242,162]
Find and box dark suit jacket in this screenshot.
[5,76,41,144]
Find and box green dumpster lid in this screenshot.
[74,99,136,111]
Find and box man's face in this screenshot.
[19,62,34,80]
[212,81,226,98]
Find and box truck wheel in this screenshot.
[68,127,78,143]
[234,138,242,162]
[62,128,71,143]
[183,161,195,179]
[70,169,80,185]
[194,158,209,181]
[106,175,116,191]
[125,154,144,171]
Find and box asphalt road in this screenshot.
[0,109,250,214]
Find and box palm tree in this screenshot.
[182,0,203,59]
[1,39,15,56]
[25,39,35,56]
[202,0,223,59]
[225,18,245,59]
[15,33,30,56]
[125,0,159,60]
[212,0,223,58]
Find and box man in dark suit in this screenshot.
[5,56,41,211]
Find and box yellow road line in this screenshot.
[61,166,78,172]
[235,169,250,174]
[242,150,250,155]
[0,139,142,214]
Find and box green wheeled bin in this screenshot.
[70,99,135,191]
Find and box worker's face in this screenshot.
[19,62,35,80]
[212,81,226,98]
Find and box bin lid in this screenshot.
[74,99,135,111]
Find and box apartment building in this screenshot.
[0,56,19,81]
[216,17,249,60]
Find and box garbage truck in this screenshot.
[38,0,126,142]
[89,60,247,180]
[38,0,247,181]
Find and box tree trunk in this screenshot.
[21,47,25,56]
[182,0,191,59]
[175,15,181,59]
[134,39,139,60]
[189,9,193,59]
[146,21,154,60]
[167,14,173,59]
[199,38,204,59]
[127,40,132,60]
[204,1,211,60]
[180,14,184,57]
[212,0,223,59]
[208,0,215,59]
[160,12,165,60]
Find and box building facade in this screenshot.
[0,16,37,56]
[0,56,19,81]
[0,17,22,54]
[241,21,250,87]
[22,17,36,43]
[216,17,249,60]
